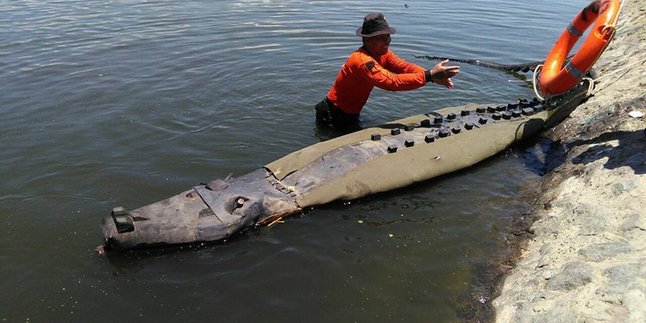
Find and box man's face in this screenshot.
[364,34,391,56]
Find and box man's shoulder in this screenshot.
[348,49,373,64]
[346,49,377,71]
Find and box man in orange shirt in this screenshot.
[316,12,460,133]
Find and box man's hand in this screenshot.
[429,59,460,89]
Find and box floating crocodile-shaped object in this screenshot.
[100,80,591,251]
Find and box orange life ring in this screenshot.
[539,0,621,96]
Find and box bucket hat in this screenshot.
[355,13,397,37]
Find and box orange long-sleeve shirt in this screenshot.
[326,47,428,115]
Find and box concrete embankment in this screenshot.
[493,0,645,322]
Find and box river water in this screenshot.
[1,0,589,321]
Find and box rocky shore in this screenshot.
[492,0,645,322]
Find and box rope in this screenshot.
[532,64,546,101]
[589,58,646,95]
[414,55,541,72]
[594,58,645,83]
[583,77,595,96]
[610,0,625,28]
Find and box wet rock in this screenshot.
[546,261,593,291]
[578,241,632,262]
